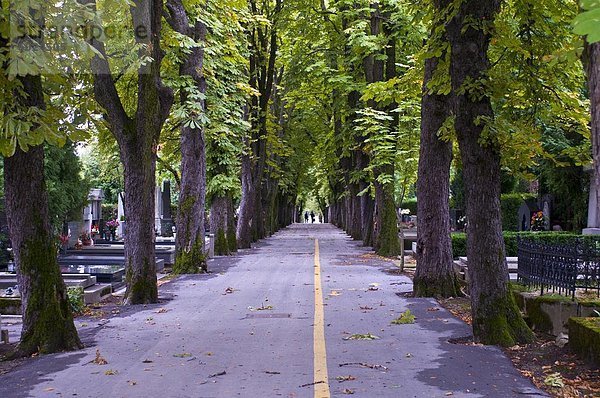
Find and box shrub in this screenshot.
[451,231,580,258]
[67,287,85,313]
[501,193,536,231]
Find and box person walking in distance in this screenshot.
[304,211,309,223]
[310,211,315,223]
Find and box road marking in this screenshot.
[313,239,331,398]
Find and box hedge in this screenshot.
[400,198,417,215]
[501,193,536,232]
[451,231,582,258]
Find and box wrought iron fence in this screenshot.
[517,237,600,299]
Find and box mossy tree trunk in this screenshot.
[210,195,231,256]
[447,0,533,345]
[373,171,400,257]
[415,3,460,298]
[5,76,82,355]
[166,0,207,274]
[86,0,173,304]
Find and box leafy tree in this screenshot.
[0,0,86,356]
[83,0,174,304]
[447,0,533,346]
[44,142,91,233]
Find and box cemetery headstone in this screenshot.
[584,165,600,235]
[160,180,173,237]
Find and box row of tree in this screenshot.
[2,0,600,356]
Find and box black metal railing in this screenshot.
[517,237,600,299]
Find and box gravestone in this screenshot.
[160,180,173,237]
[584,165,600,235]
[518,200,539,231]
[154,185,162,235]
[117,192,125,238]
[83,189,104,237]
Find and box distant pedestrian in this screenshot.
[304,211,309,223]
[310,211,315,223]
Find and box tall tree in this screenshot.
[447,0,533,345]
[84,0,173,303]
[414,0,460,297]
[165,0,208,274]
[237,0,282,248]
[1,3,82,356]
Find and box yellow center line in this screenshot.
[313,239,331,398]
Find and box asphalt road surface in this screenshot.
[0,224,546,398]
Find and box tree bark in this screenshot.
[5,144,82,357]
[85,0,174,304]
[585,42,600,228]
[447,0,533,345]
[414,5,460,297]
[237,144,256,248]
[210,195,230,256]
[166,0,208,274]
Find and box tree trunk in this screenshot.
[414,14,460,298]
[85,0,173,304]
[210,195,230,256]
[237,149,256,249]
[120,135,159,303]
[448,0,533,346]
[226,193,238,252]
[585,43,600,228]
[167,0,207,274]
[5,143,83,357]
[373,166,400,257]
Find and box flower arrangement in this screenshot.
[59,234,69,246]
[90,225,99,235]
[106,219,120,231]
[79,232,91,246]
[530,211,546,231]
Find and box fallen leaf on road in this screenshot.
[142,359,153,363]
[343,333,380,341]
[427,307,440,312]
[339,362,388,371]
[209,371,227,378]
[342,388,355,394]
[93,349,108,365]
[329,290,342,296]
[265,371,281,375]
[43,387,55,392]
[336,375,356,382]
[173,353,192,358]
[104,369,118,375]
[368,283,379,291]
[359,306,373,311]
[224,287,235,294]
[127,380,137,386]
[391,310,416,325]
[156,308,169,313]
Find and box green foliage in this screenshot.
[400,198,417,215]
[452,231,584,258]
[574,0,600,43]
[391,310,416,325]
[67,287,85,314]
[44,142,91,231]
